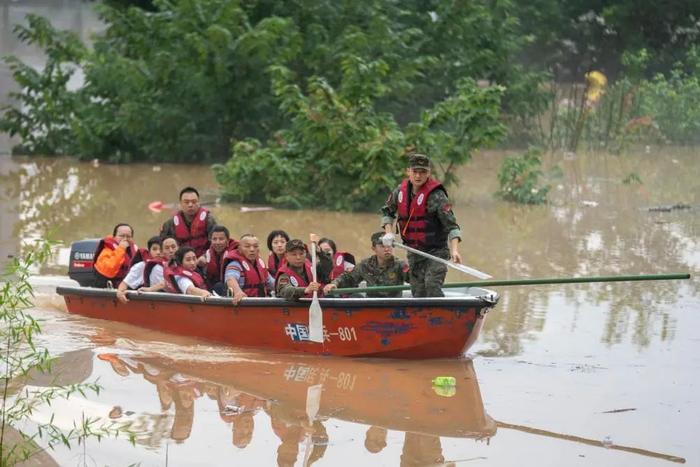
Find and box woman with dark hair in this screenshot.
[318,237,355,281]
[266,230,289,276]
[93,223,138,288]
[164,246,211,298]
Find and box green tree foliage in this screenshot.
[0,15,86,156]
[3,0,700,207]
[214,64,407,211]
[75,1,299,162]
[515,0,700,79]
[549,48,700,151]
[1,0,528,165]
[2,1,300,162]
[406,78,506,186]
[214,68,505,210]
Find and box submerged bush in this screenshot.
[497,148,550,205]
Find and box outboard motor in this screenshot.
[68,239,100,287]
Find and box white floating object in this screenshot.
[240,206,274,213]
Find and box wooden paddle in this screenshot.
[308,240,324,343]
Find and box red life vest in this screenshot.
[329,251,355,281]
[163,265,206,294]
[221,250,270,297]
[267,252,286,277]
[143,258,169,287]
[173,207,210,257]
[204,238,239,289]
[93,237,138,282]
[396,178,448,249]
[275,260,321,298]
[130,248,152,267]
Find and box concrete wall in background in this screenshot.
[0,0,103,154]
[1,1,103,265]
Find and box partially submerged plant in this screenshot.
[0,239,135,466]
[496,148,550,205]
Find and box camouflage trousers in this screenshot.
[407,248,449,297]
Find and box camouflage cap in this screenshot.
[371,231,386,246]
[408,153,431,169]
[285,239,306,252]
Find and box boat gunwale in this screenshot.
[56,286,499,309]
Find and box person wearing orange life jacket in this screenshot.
[222,234,274,304]
[116,236,179,303]
[196,225,239,292]
[318,237,355,281]
[266,229,289,276]
[93,223,138,288]
[274,235,332,301]
[380,154,462,297]
[164,246,211,298]
[160,186,217,258]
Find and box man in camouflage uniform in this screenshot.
[380,154,462,297]
[323,232,410,298]
[275,238,332,300]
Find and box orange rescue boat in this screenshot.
[57,286,498,359]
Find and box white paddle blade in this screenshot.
[309,292,324,343]
[305,383,323,421]
[454,263,492,279]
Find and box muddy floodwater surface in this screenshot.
[1,146,698,466]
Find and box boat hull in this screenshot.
[57,286,498,358]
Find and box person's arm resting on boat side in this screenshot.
[185,284,211,298]
[323,267,363,295]
[116,262,145,303]
[175,276,211,298]
[224,261,247,304]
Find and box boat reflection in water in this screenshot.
[98,352,496,465]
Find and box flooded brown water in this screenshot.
[2,2,700,465]
[1,147,699,466]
